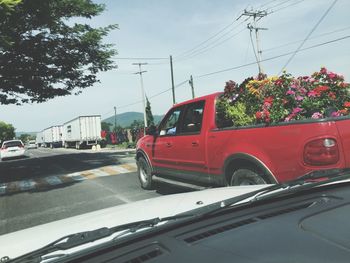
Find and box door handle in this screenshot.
[166,142,172,147]
[192,141,199,147]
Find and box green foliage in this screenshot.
[0,0,117,105]
[225,102,254,126]
[0,121,15,141]
[101,121,112,131]
[145,96,154,126]
[128,119,144,129]
[19,133,35,142]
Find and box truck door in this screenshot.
[174,101,207,183]
[152,106,183,170]
[153,101,208,184]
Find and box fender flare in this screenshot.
[136,149,154,172]
[223,153,277,184]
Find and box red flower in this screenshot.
[339,109,348,115]
[328,92,336,100]
[255,111,262,120]
[344,102,350,108]
[264,96,274,104]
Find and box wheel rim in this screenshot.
[230,169,267,186]
[237,178,256,186]
[139,163,148,184]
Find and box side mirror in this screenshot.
[146,125,157,136]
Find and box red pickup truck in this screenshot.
[136,92,350,189]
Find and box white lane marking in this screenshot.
[66,173,86,181]
[90,169,109,177]
[18,180,36,191]
[108,165,130,174]
[45,176,63,186]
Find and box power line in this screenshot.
[174,20,239,59]
[278,0,338,74]
[175,27,246,62]
[110,79,189,111]
[263,25,350,52]
[112,57,168,60]
[269,0,307,13]
[265,0,297,11]
[195,35,350,78]
[175,19,248,60]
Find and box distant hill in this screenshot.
[103,112,163,128]
[16,131,37,137]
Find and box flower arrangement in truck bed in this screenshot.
[216,67,350,127]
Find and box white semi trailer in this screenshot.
[35,131,44,147]
[63,115,101,149]
[42,125,63,148]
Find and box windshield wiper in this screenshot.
[5,214,194,263]
[199,168,350,217]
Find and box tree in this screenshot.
[0,0,117,105]
[145,96,154,126]
[0,121,15,141]
[128,119,144,130]
[101,121,112,132]
[19,133,35,142]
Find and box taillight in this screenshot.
[304,138,339,166]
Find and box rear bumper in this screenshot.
[1,150,25,159]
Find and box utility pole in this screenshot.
[189,75,195,99]
[132,62,148,128]
[114,106,117,132]
[238,9,268,74]
[170,55,176,104]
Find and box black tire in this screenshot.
[229,168,267,186]
[137,157,153,190]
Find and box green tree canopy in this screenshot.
[145,96,154,126]
[0,0,117,105]
[101,121,112,132]
[19,133,35,142]
[0,121,15,141]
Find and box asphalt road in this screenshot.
[0,147,191,235]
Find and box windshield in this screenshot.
[2,141,23,148]
[0,0,349,261]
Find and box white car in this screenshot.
[26,140,37,149]
[0,140,26,160]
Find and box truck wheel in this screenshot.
[137,157,153,190]
[230,168,267,186]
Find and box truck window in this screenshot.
[159,108,182,136]
[215,96,233,128]
[179,101,205,134]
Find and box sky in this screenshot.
[1,0,349,132]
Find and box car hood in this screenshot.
[0,185,268,259]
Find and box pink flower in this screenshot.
[328,72,337,79]
[311,112,323,119]
[308,77,316,83]
[286,90,295,95]
[284,114,295,122]
[295,95,304,101]
[331,111,340,117]
[320,67,327,74]
[292,107,303,114]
